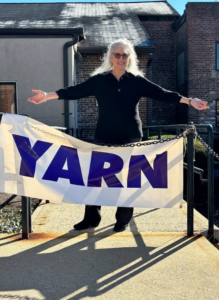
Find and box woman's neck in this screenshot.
[111,69,126,80]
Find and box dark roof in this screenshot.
[0,2,179,48]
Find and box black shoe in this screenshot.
[74,219,101,230]
[113,222,128,232]
[74,205,101,230]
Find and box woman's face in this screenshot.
[110,46,130,71]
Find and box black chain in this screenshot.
[95,124,219,161]
[184,124,219,160]
[28,123,219,160]
[195,132,219,160]
[95,130,186,148]
[96,135,184,148]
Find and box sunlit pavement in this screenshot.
[0,201,219,300]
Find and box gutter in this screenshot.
[63,35,81,131]
[146,53,154,126]
[0,28,85,38]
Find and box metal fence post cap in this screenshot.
[207,124,213,131]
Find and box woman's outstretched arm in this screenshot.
[27,75,97,105]
[139,76,209,110]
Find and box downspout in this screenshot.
[146,53,154,126]
[63,34,80,132]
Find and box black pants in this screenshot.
[83,138,141,224]
[84,205,134,224]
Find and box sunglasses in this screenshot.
[112,53,130,59]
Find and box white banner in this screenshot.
[0,114,183,208]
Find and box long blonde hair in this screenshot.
[90,38,145,77]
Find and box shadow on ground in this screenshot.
[0,212,201,300]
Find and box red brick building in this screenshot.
[173,2,219,132]
[76,2,219,137]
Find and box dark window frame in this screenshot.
[0,81,18,114]
[216,42,219,71]
[216,99,219,127]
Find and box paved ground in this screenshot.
[0,201,219,300]
[31,200,209,234]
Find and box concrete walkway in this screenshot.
[0,201,219,300]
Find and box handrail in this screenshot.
[143,123,214,241]
[183,163,208,183]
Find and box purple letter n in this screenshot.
[127,152,168,188]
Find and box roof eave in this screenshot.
[0,28,85,40]
[135,46,155,54]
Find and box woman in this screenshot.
[27,38,209,232]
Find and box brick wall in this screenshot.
[186,3,219,132]
[76,54,100,139]
[137,54,148,128]
[141,19,178,126]
[0,84,15,113]
[76,53,148,140]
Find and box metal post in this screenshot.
[176,128,180,136]
[22,196,29,239]
[158,129,161,140]
[187,122,194,236]
[28,197,32,233]
[207,125,214,241]
[76,129,78,138]
[145,129,149,140]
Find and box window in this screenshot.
[216,42,219,71]
[0,82,17,114]
[216,99,219,127]
[177,51,184,86]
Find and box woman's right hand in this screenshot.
[27,90,47,105]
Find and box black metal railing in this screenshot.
[143,123,214,240]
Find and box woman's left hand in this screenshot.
[191,98,209,110]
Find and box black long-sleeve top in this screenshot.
[56,71,183,143]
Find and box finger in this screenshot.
[201,104,208,108]
[194,99,207,104]
[193,105,204,110]
[28,99,37,104]
[194,98,206,102]
[199,106,209,110]
[196,103,208,108]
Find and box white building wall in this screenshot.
[0,37,75,126]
